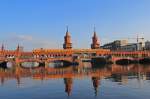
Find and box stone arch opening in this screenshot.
[116,59,133,65]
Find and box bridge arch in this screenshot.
[47,58,73,67]
[0,60,15,69]
[115,59,133,65]
[139,58,150,64]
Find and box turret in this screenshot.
[91,27,100,49]
[63,26,72,49]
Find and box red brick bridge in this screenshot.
[0,48,150,66]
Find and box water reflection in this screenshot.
[64,78,73,96]
[0,63,150,99]
[92,77,100,96]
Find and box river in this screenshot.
[0,63,150,99]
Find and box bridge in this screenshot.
[0,49,150,67]
[0,29,150,66]
[17,57,73,63]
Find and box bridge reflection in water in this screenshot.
[1,62,150,97]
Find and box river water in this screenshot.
[0,62,150,99]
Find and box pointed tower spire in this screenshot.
[66,26,69,33]
[91,26,100,49]
[17,44,20,51]
[94,25,96,32]
[16,44,23,52]
[66,26,70,36]
[93,26,97,39]
[94,26,97,37]
[1,44,4,51]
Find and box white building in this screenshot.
[120,43,143,51]
[101,40,128,51]
[145,41,150,50]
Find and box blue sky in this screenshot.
[0,0,150,50]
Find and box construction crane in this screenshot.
[127,35,144,44]
[127,35,145,51]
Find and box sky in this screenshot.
[0,0,150,50]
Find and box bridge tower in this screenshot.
[63,26,72,49]
[91,27,100,49]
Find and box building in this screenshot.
[101,40,128,51]
[145,41,150,50]
[120,43,143,51]
[101,39,145,51]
